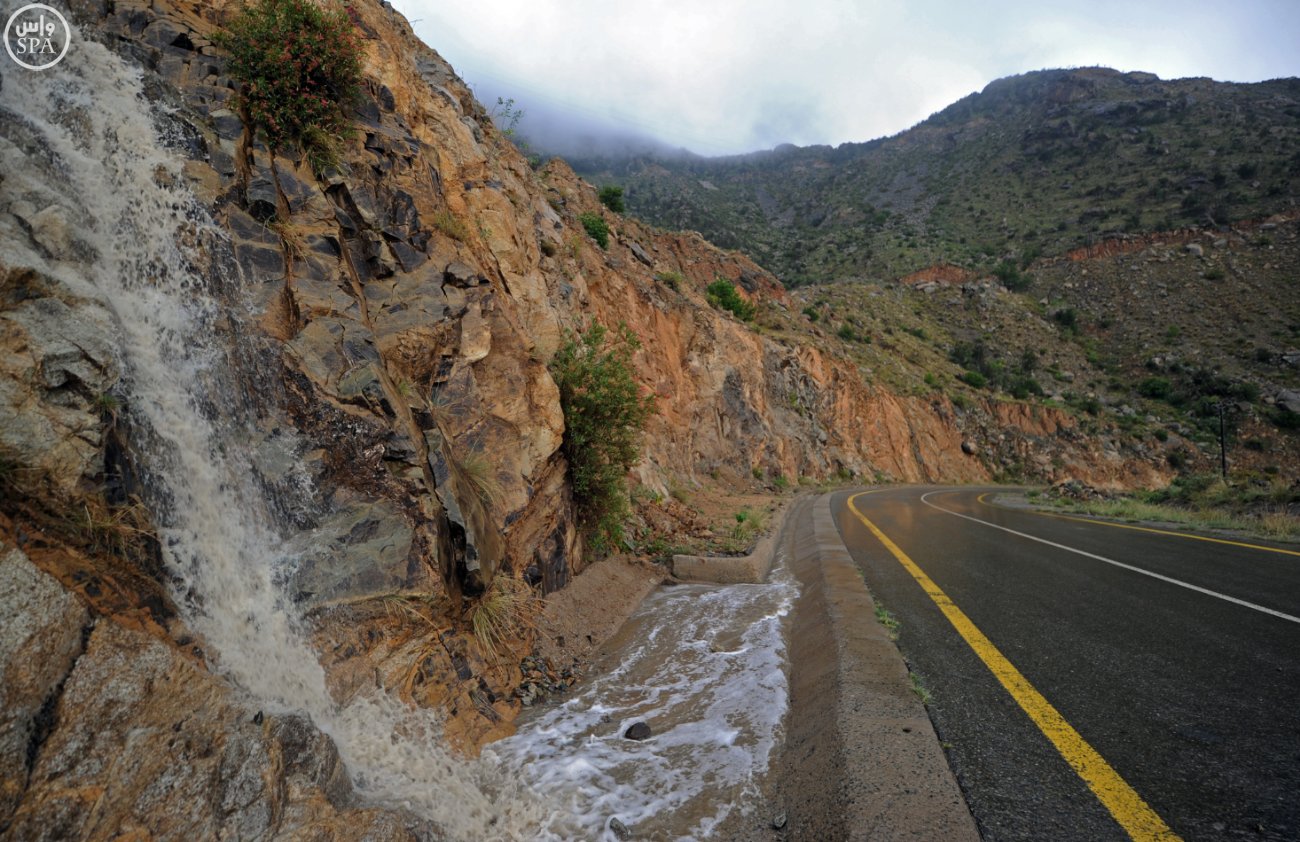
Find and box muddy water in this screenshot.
[490,553,798,840]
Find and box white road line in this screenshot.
[918,491,1300,625]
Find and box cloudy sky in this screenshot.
[390,0,1300,156]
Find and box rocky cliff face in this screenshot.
[0,0,1171,838]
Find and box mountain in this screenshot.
[564,67,1300,482]
[568,67,1300,287]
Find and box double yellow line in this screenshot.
[847,491,1181,842]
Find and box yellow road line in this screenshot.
[976,493,1300,559]
[846,491,1181,842]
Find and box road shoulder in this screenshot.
[777,491,979,841]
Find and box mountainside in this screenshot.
[566,67,1300,484]
[0,2,1190,839]
[570,68,1300,286]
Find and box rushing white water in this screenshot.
[492,552,798,840]
[0,17,797,841]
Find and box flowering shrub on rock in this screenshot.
[217,0,363,172]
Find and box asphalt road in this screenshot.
[832,487,1300,842]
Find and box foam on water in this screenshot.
[491,553,798,840]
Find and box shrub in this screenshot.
[216,0,362,173]
[549,323,656,550]
[802,306,820,322]
[1053,307,1079,332]
[1008,376,1043,400]
[598,185,625,213]
[993,259,1031,291]
[961,370,988,389]
[705,278,756,321]
[578,212,610,249]
[1138,377,1173,399]
[1271,408,1300,430]
[837,324,857,342]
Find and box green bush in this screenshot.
[802,306,820,322]
[578,212,610,249]
[216,0,362,173]
[993,259,1031,291]
[1138,377,1173,399]
[1053,307,1079,332]
[549,323,656,550]
[705,278,756,321]
[1008,376,1042,400]
[837,324,857,342]
[598,185,625,213]
[961,370,988,389]
[1271,408,1300,430]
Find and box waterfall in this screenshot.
[0,23,541,840]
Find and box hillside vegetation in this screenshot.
[570,68,1300,286]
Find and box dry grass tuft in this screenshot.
[457,451,504,507]
[471,576,541,660]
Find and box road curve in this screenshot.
[832,486,1300,842]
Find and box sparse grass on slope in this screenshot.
[1032,475,1300,542]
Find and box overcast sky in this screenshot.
[390,0,1300,156]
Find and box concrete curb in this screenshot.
[670,499,792,584]
[778,492,979,841]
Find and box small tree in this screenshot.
[598,185,625,213]
[217,0,363,173]
[549,323,656,550]
[578,212,610,249]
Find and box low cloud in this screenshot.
[393,0,1300,156]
